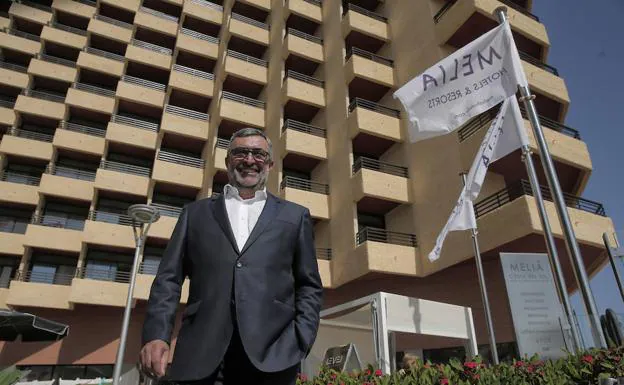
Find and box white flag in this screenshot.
[393,21,528,142]
[428,97,529,262]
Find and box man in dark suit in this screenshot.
[139,127,323,385]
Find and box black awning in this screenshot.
[0,310,69,342]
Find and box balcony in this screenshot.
[348,98,401,153]
[117,75,166,108]
[152,150,205,189]
[83,210,135,248]
[219,91,265,129]
[77,47,125,77]
[7,270,73,310]
[0,28,41,56]
[9,1,52,25]
[281,119,327,160]
[169,64,214,101]
[0,228,24,260]
[284,28,323,65]
[213,138,229,172]
[39,165,96,202]
[225,50,268,86]
[159,104,209,140]
[14,89,66,120]
[342,3,389,52]
[283,70,325,109]
[183,0,224,26]
[88,14,133,43]
[24,214,84,253]
[147,205,180,240]
[0,127,54,160]
[53,121,106,157]
[27,56,76,85]
[41,24,87,50]
[345,47,394,99]
[177,27,219,59]
[352,227,419,276]
[65,83,115,115]
[229,12,269,46]
[0,171,40,205]
[106,115,158,149]
[280,176,329,220]
[126,39,172,70]
[135,6,178,37]
[434,0,548,61]
[51,0,96,19]
[285,0,322,25]
[0,61,29,89]
[70,266,130,307]
[0,206,32,251]
[95,160,151,196]
[352,157,410,212]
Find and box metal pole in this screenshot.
[603,233,624,303]
[112,229,145,385]
[521,145,581,351]
[461,173,499,365]
[494,6,607,349]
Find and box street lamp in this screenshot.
[112,204,160,385]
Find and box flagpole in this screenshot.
[521,144,581,351]
[494,7,607,349]
[461,173,499,365]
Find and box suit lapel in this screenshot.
[240,193,281,255]
[211,194,239,253]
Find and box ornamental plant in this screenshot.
[297,347,624,385]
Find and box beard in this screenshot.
[227,163,268,191]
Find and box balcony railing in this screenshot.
[302,0,322,5]
[282,119,326,138]
[111,114,159,131]
[94,14,133,30]
[73,82,116,97]
[180,27,219,44]
[31,214,85,231]
[346,46,393,67]
[190,0,224,11]
[61,121,106,137]
[150,202,182,218]
[74,0,96,6]
[4,28,41,42]
[0,171,41,186]
[231,12,269,30]
[352,157,408,178]
[16,270,74,286]
[75,267,131,283]
[139,261,160,275]
[343,3,387,22]
[50,21,87,36]
[38,53,76,68]
[121,75,166,91]
[84,47,126,62]
[0,61,27,73]
[287,28,322,44]
[139,6,179,22]
[285,70,324,87]
[0,96,16,109]
[172,64,215,80]
[227,50,268,67]
[46,164,97,181]
[99,159,151,177]
[317,248,332,260]
[158,150,205,168]
[356,227,417,247]
[474,179,606,218]
[222,91,265,108]
[518,106,581,140]
[349,98,400,118]
[131,39,172,56]
[519,51,558,76]
[433,0,457,23]
[15,0,52,12]
[216,138,230,149]
[88,210,135,226]
[165,104,209,121]
[434,0,538,23]
[22,89,66,103]
[280,176,329,195]
[9,127,55,142]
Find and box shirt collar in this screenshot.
[224,184,267,201]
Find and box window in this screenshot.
[0,207,32,234]
[0,266,14,288]
[41,202,88,230]
[30,264,57,284]
[85,261,117,281]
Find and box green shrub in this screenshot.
[0,366,28,385]
[298,347,624,385]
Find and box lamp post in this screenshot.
[112,204,160,385]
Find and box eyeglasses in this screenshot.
[229,147,270,162]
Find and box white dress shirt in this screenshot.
[223,184,268,251]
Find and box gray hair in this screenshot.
[227,127,273,161]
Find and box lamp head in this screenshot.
[128,204,160,225]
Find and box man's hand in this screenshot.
[139,340,170,378]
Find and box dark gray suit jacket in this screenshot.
[141,193,323,381]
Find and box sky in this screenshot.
[531,0,624,347]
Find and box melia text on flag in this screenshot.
[393,21,527,142]
[428,97,529,262]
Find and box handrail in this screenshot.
[356,227,417,247]
[61,121,106,137]
[38,53,76,68]
[22,89,65,103]
[180,27,219,44]
[519,51,558,76]
[474,179,606,218]
[282,119,326,138]
[9,127,55,142]
[172,64,215,80]
[352,157,408,178]
[99,159,151,177]
[302,0,322,5]
[139,6,179,22]
[73,82,116,97]
[150,203,182,218]
[84,47,125,62]
[518,106,581,140]
[280,176,329,195]
[343,3,387,22]
[165,104,209,121]
[75,267,131,283]
[227,50,268,67]
[50,21,87,36]
[46,164,96,181]
[0,171,41,186]
[500,0,539,21]
[93,14,133,30]
[15,0,52,13]
[112,114,159,131]
[285,70,324,87]
[74,0,96,6]
[4,28,41,42]
[457,107,499,142]
[16,270,74,286]
[346,46,393,66]
[121,75,166,91]
[31,214,85,231]
[88,210,135,226]
[215,138,230,149]
[190,0,224,11]
[231,12,269,30]
[131,39,172,56]
[287,28,322,44]
[433,0,458,23]
[0,97,16,109]
[138,261,160,275]
[349,97,400,118]
[158,150,205,168]
[316,248,332,260]
[222,91,265,108]
[0,61,27,73]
